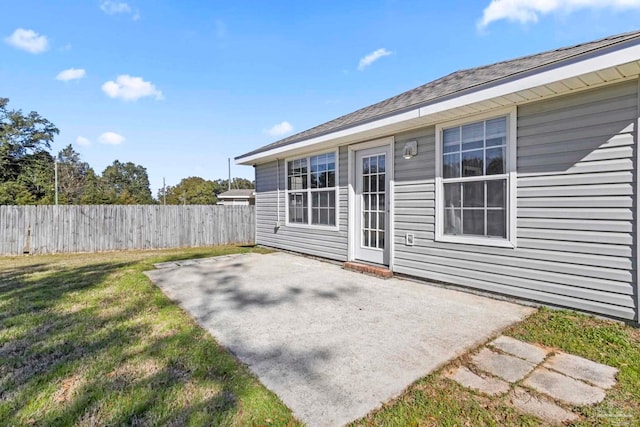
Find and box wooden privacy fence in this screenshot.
[0,205,255,255]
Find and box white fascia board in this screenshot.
[237,42,640,166]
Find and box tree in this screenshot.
[101,160,154,204]
[56,144,92,204]
[0,98,58,183]
[159,176,217,205]
[213,177,254,195]
[0,98,58,204]
[80,169,112,204]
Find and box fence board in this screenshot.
[0,205,255,255]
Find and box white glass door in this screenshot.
[354,145,391,265]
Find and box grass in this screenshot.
[350,308,640,427]
[2,247,639,427]
[0,246,302,427]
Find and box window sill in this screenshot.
[285,222,340,232]
[436,234,516,248]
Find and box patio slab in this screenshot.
[145,251,533,427]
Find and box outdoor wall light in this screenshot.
[403,140,418,160]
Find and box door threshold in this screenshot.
[343,261,393,279]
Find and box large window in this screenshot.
[286,151,337,227]
[436,110,515,246]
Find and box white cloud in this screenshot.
[100,1,140,20]
[100,1,131,14]
[358,48,392,71]
[267,121,294,137]
[4,28,49,54]
[76,136,91,146]
[56,68,86,81]
[98,132,125,145]
[102,75,163,101]
[478,0,640,29]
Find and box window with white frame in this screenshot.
[437,112,514,244]
[286,152,337,227]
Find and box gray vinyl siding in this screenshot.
[254,146,349,261]
[393,80,637,321]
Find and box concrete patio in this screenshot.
[145,252,533,427]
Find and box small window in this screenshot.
[286,151,338,227]
[436,111,515,247]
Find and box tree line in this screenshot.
[0,98,253,205]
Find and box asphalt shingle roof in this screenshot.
[238,30,640,161]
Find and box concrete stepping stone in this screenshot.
[509,387,578,424]
[489,336,548,365]
[153,261,179,269]
[523,368,606,406]
[445,366,510,396]
[544,353,618,389]
[471,348,536,383]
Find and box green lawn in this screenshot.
[0,246,301,427]
[2,247,639,426]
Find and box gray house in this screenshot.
[237,31,640,323]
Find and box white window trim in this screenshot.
[435,107,517,248]
[284,148,340,231]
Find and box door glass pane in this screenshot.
[363,194,369,211]
[378,231,385,249]
[370,156,378,173]
[371,231,378,248]
[378,212,385,230]
[363,157,370,174]
[363,176,369,193]
[363,230,369,247]
[370,177,377,192]
[378,155,385,172]
[463,209,484,235]
[378,174,385,192]
[378,194,385,210]
[371,213,377,230]
[370,194,377,212]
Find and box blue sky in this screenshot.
[2,1,640,195]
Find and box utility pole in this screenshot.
[54,159,59,206]
[162,177,166,205]
[228,157,231,191]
